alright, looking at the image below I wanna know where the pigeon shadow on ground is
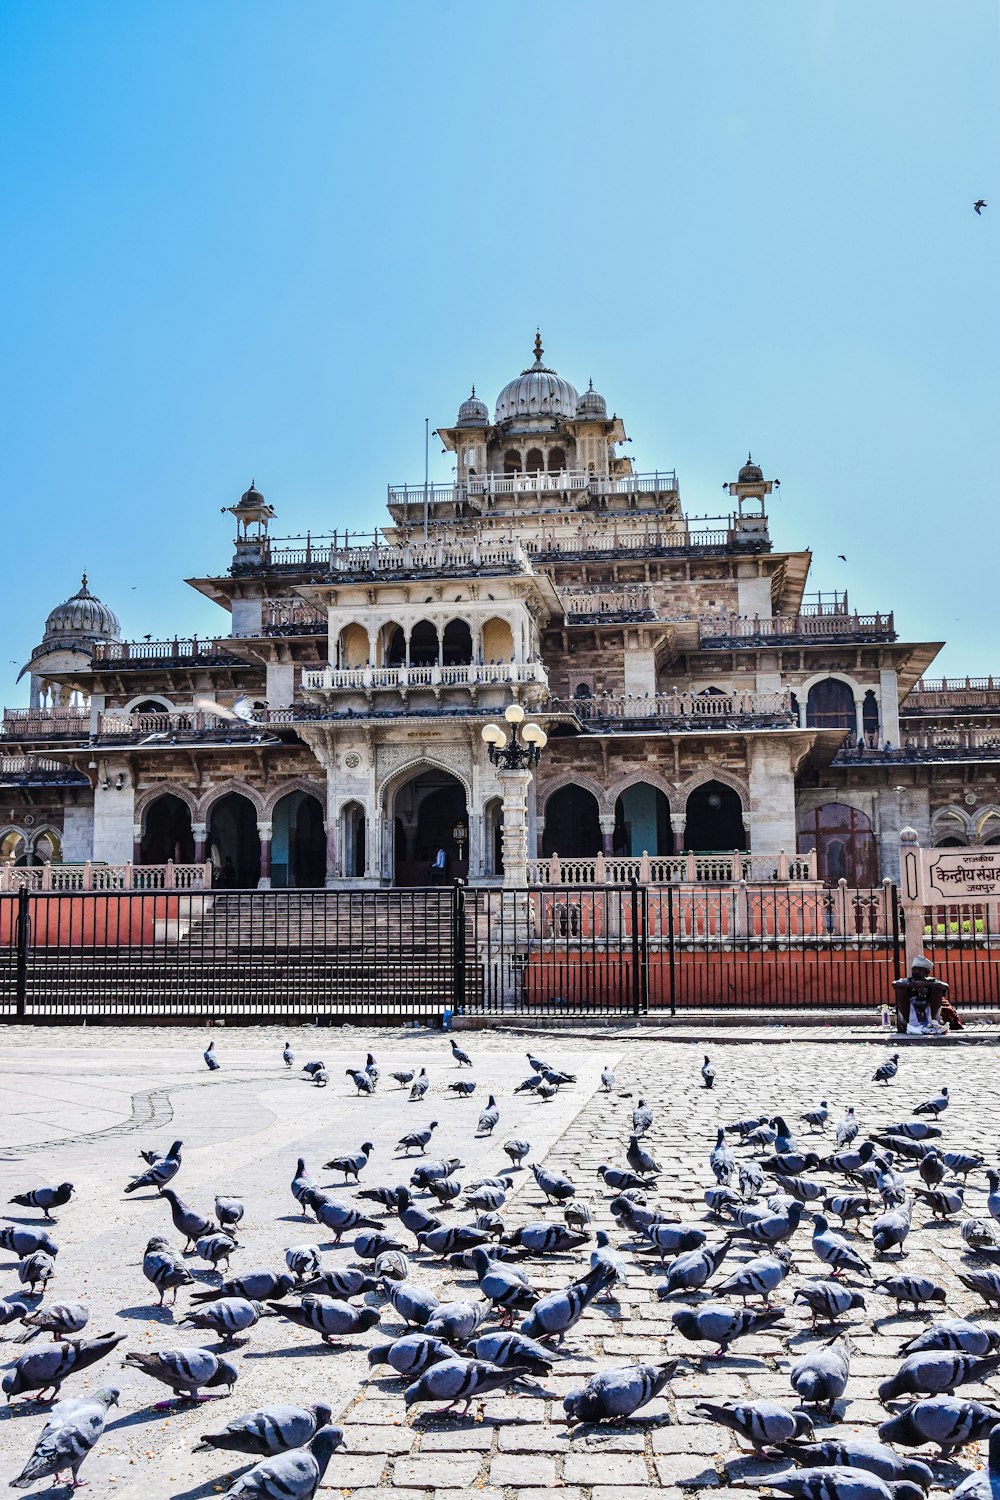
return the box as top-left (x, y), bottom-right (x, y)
top-left (116, 1303), bottom-right (177, 1323)
top-left (108, 1404), bottom-right (188, 1433)
top-left (245, 1339), bottom-right (370, 1358)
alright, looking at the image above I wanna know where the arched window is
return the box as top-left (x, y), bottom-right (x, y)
top-left (504, 449), bottom-right (521, 475)
top-left (342, 802), bottom-right (366, 877)
top-left (548, 446), bottom-right (566, 473)
top-left (132, 698), bottom-right (171, 714)
top-left (573, 682), bottom-right (592, 699)
top-left (614, 783), bottom-right (672, 856)
top-left (542, 785), bottom-right (602, 858)
top-left (526, 447), bottom-right (544, 475)
top-left (806, 678), bottom-right (856, 730)
top-left (481, 617), bottom-right (514, 663)
top-left (442, 619), bottom-right (473, 666)
top-left (32, 829), bottom-right (61, 864)
top-left (271, 790), bottom-right (325, 887)
top-left (862, 689), bottom-right (880, 742)
top-left (0, 831), bottom-right (27, 866)
top-left (408, 620), bottom-right (439, 667)
top-left (339, 623), bottom-right (370, 669)
top-left (141, 794), bottom-right (194, 865)
top-left (935, 836), bottom-right (967, 848)
top-left (797, 802), bottom-right (877, 885)
top-left (685, 781), bottom-right (747, 852)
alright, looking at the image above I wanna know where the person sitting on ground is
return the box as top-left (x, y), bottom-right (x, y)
top-left (891, 955), bottom-right (963, 1034)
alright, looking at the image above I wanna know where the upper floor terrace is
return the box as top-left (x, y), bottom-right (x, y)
top-left (0, 753), bottom-right (91, 787)
top-left (700, 602), bottom-right (896, 647)
top-left (385, 469), bottom-right (680, 514)
top-left (550, 689), bottom-right (797, 732)
top-left (91, 639), bottom-right (249, 670)
top-left (902, 677), bottom-right (1000, 716)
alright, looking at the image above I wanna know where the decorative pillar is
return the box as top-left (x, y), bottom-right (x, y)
top-left (598, 814), bottom-right (616, 856)
top-left (192, 822), bottom-right (207, 864)
top-left (854, 698), bottom-right (865, 743)
top-left (498, 769), bottom-right (532, 888)
top-left (670, 812), bottom-right (687, 853)
top-left (257, 821), bottom-right (273, 889)
top-left (325, 813), bottom-right (338, 886)
top-left (133, 824), bottom-right (143, 864)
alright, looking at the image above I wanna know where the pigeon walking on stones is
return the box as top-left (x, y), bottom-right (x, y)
top-left (409, 1068), bottom-right (429, 1102)
top-left (564, 1358), bottom-right (681, 1423)
top-left (160, 1189), bottom-right (219, 1252)
top-left (789, 1333), bottom-right (852, 1419)
top-left (878, 1352), bottom-right (1000, 1404)
top-left (9, 1385), bottom-right (119, 1490)
top-left (9, 1183), bottom-right (74, 1221)
top-left (836, 1109), bottom-right (859, 1146)
top-left (143, 1236), bottom-right (194, 1306)
top-left (179, 1297), bottom-right (263, 1346)
top-left (812, 1215), bottom-right (872, 1279)
top-left (874, 1276), bottom-right (946, 1313)
top-left (324, 1143), bottom-right (373, 1183)
top-left (204, 1040), bottom-right (220, 1071)
top-left (215, 1425), bottom-right (345, 1500)
top-left (873, 1054), bottom-right (900, 1085)
top-left (396, 1123), bottom-right (438, 1156)
top-left (694, 1399), bottom-right (814, 1455)
top-left (901, 1320), bottom-right (1000, 1357)
top-left (268, 1295), bottom-right (380, 1344)
top-left (195, 1402), bottom-right (335, 1456)
top-left (774, 1439), bottom-right (932, 1490)
top-left (520, 1265), bottom-right (612, 1345)
top-left (3, 1333), bottom-right (126, 1404)
top-left (601, 1065), bottom-right (615, 1092)
top-left (215, 1197), bottom-right (245, 1231)
top-left (125, 1347), bottom-right (239, 1406)
top-left (913, 1086), bottom-right (949, 1118)
top-left (404, 1356), bottom-right (532, 1414)
top-left (125, 1141), bottom-right (183, 1194)
top-left (345, 1069), bottom-right (374, 1097)
top-left (879, 1396), bottom-right (1000, 1459)
top-left (793, 1283), bottom-right (867, 1330)
top-left (283, 1042), bottom-right (295, 1068)
top-left (450, 1038), bottom-right (473, 1067)
top-left (658, 1241), bottom-right (730, 1299)
top-left (477, 1095), bottom-right (500, 1135)
top-left (671, 1302), bottom-right (785, 1358)
top-left (702, 1056), bottom-right (715, 1089)
top-left (15, 1301), bottom-right (89, 1343)
top-left (800, 1103), bottom-right (829, 1133)
top-left (632, 1099), bottom-right (654, 1136)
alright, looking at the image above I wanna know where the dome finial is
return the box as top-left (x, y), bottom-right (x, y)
top-left (80, 570), bottom-right (89, 593)
top-left (533, 328), bottom-right (544, 365)
top-left (471, 384), bottom-right (476, 397)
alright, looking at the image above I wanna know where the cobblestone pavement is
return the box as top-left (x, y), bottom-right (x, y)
top-left (1, 1027), bottom-right (998, 1499)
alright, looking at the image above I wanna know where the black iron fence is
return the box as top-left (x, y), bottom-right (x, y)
top-left (917, 900), bottom-right (1000, 1008)
top-left (11, 879), bottom-right (991, 1022)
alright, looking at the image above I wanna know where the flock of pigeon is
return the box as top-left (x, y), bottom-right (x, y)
top-left (2, 1036), bottom-right (1000, 1500)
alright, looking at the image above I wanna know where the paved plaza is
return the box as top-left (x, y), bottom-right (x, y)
top-left (1, 1024), bottom-right (999, 1498)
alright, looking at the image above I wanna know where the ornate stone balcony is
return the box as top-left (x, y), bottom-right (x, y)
top-left (0, 860), bottom-right (213, 891)
top-left (2, 708), bottom-right (90, 741)
top-left (700, 609), bottom-right (896, 646)
top-left (557, 584), bottom-right (658, 621)
top-left (91, 639), bottom-right (247, 669)
top-left (94, 709), bottom-right (296, 744)
top-left (552, 689), bottom-right (796, 731)
top-left (300, 661), bottom-right (549, 695)
top-left (386, 470), bottom-right (680, 508)
top-left (0, 754), bottom-right (90, 787)
top-left (247, 536), bottom-right (533, 578)
top-left (261, 597), bottom-right (326, 635)
top-left (833, 725), bottom-right (1000, 763)
top-left (525, 849), bottom-right (819, 884)
top-left (903, 677), bottom-right (1000, 714)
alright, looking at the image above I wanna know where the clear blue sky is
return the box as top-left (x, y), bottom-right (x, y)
top-left (2, 1), bottom-right (997, 708)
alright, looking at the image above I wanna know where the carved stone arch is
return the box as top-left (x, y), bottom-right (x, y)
top-left (126, 693), bottom-right (175, 713)
top-left (676, 766), bottom-right (750, 809)
top-left (537, 769), bottom-right (610, 817)
top-left (796, 788), bottom-right (875, 821)
top-left (262, 777), bottom-right (327, 820)
top-left (931, 804), bottom-right (972, 837)
top-left (30, 823), bottom-right (62, 851)
top-left (378, 755), bottom-right (472, 808)
top-left (197, 779), bottom-right (266, 821)
top-left (798, 670), bottom-right (865, 702)
top-left (135, 782), bottom-right (200, 825)
top-left (975, 805), bottom-right (1000, 840)
top-left (607, 767), bottom-right (677, 809)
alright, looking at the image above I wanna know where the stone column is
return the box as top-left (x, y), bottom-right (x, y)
top-left (133, 824), bottom-right (143, 863)
top-left (854, 698), bottom-right (865, 743)
top-left (879, 667), bottom-right (900, 748)
top-left (670, 812), bottom-right (687, 853)
top-left (498, 768), bottom-right (532, 888)
top-left (599, 814), bottom-right (616, 855)
top-left (257, 821), bottom-right (273, 889)
top-left (192, 822), bottom-right (207, 864)
top-left (325, 812), bottom-right (338, 886)
top-left (747, 739), bottom-right (797, 863)
top-left (875, 788), bottom-right (902, 883)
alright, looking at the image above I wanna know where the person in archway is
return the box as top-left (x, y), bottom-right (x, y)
top-left (429, 846), bottom-right (447, 883)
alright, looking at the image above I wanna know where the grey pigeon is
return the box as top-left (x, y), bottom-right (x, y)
top-left (812, 1215), bottom-right (871, 1279)
top-left (739, 1162), bottom-right (766, 1201)
top-left (694, 1399), bottom-right (814, 1454)
top-left (268, 1295), bottom-right (380, 1343)
top-left (531, 1162), bottom-right (576, 1204)
top-left (880, 1119), bottom-right (942, 1141)
top-left (161, 1188), bottom-right (218, 1251)
top-left (918, 1151), bottom-right (946, 1189)
top-left (626, 1136), bottom-right (661, 1176)
top-left (367, 1332), bottom-right (454, 1376)
top-left (196, 1402), bottom-right (334, 1456)
top-left (217, 1425), bottom-right (344, 1499)
top-left (598, 1165), bottom-right (649, 1192)
top-left (872, 1203), bottom-right (911, 1258)
top-left (477, 1095), bottom-right (500, 1135)
top-left (777, 1439), bottom-right (932, 1490)
top-left (125, 1140), bottom-right (183, 1194)
top-left (823, 1193), bottom-right (873, 1230)
top-left (324, 1142), bottom-right (373, 1182)
top-left (716, 1250), bottom-right (791, 1306)
top-left (912, 1086), bottom-right (948, 1118)
top-left (15, 1301), bottom-right (89, 1343)
top-left (639, 1222), bottom-right (707, 1262)
top-left (564, 1358), bottom-right (681, 1423)
top-left (0, 1225), bottom-right (59, 1258)
top-left (424, 1298), bottom-right (487, 1344)
top-left (836, 1109), bottom-right (859, 1146)
top-left (195, 1231), bottom-right (238, 1269)
top-left (601, 1065), bottom-right (615, 1091)
top-left (9, 1183), bottom-right (74, 1221)
top-left (204, 1040), bottom-right (220, 1070)
top-left (711, 1129), bottom-right (735, 1185)
top-left (735, 1202), bottom-right (803, 1246)
top-left (958, 1272), bottom-right (1000, 1308)
top-left (901, 1319), bottom-right (1000, 1357)
top-left (878, 1352), bottom-right (1000, 1403)
top-left (800, 1102), bottom-right (829, 1133)
top-left (658, 1241), bottom-right (730, 1298)
top-left (632, 1099), bottom-right (654, 1136)
top-left (521, 1264), bottom-right (612, 1344)
top-left (124, 1346), bottom-right (240, 1404)
top-left (469, 1330), bottom-right (553, 1375)
top-left (383, 1279), bottom-right (439, 1328)
top-left (502, 1221), bottom-right (587, 1256)
top-left (391, 1070), bottom-right (414, 1088)
top-left (355, 1229), bottom-right (408, 1261)
top-left (375, 1249), bottom-right (410, 1283)
top-left (793, 1283), bottom-right (867, 1329)
top-left (913, 1186), bottom-right (963, 1219)
top-left (191, 1270), bottom-right (294, 1305)
top-left (364, 1053), bottom-right (379, 1087)
top-left (9, 1385), bottom-right (119, 1489)
top-left (283, 1042), bottom-right (295, 1067)
top-left (301, 1061), bottom-right (324, 1077)
top-left (756, 1466), bottom-right (923, 1500)
top-left (180, 1297), bottom-right (263, 1345)
top-left (3, 1332), bottom-right (126, 1403)
top-left (306, 1195), bottom-right (379, 1244)
top-left (409, 1068), bottom-right (429, 1101)
top-left (448, 1079), bottom-right (476, 1097)
top-left (873, 1054), bottom-right (900, 1084)
top-left (450, 1038), bottom-right (473, 1067)
top-left (216, 1196), bottom-right (245, 1229)
top-left (291, 1159), bottom-right (316, 1217)
top-left (789, 1333), bottom-right (852, 1418)
top-left (503, 1139), bottom-right (530, 1167)
top-left (397, 1123), bottom-right (438, 1156)
top-left (590, 1230), bottom-right (627, 1295)
top-left (874, 1276), bottom-right (946, 1312)
top-left (0, 1294), bottom-right (31, 1327)
top-left (300, 1267), bottom-right (377, 1300)
top-left (879, 1396), bottom-right (1000, 1459)
top-left (143, 1235), bottom-right (194, 1305)
top-left (950, 1425), bottom-right (1000, 1499)
top-left (17, 1250), bottom-right (56, 1293)
top-left (702, 1056), bottom-right (715, 1089)
top-left (345, 1068), bottom-right (374, 1096)
top-left (404, 1356), bottom-right (531, 1413)
top-left (672, 1301), bottom-right (785, 1357)
top-left (706, 1187), bottom-right (743, 1217)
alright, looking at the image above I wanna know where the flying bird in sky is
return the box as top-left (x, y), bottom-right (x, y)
top-left (974, 200), bottom-right (987, 214)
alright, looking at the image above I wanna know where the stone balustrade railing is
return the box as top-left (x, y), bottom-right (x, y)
top-left (904, 677), bottom-right (1000, 713)
top-left (301, 661), bottom-right (549, 694)
top-left (558, 585), bottom-right (657, 618)
top-left (555, 690), bottom-right (794, 725)
top-left (2, 708), bottom-right (90, 739)
top-left (91, 639), bottom-right (243, 666)
top-left (525, 849), bottom-right (818, 885)
top-left (0, 861), bottom-right (214, 892)
top-left (700, 611), bottom-right (895, 643)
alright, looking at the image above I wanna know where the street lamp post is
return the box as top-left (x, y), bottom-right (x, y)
top-left (481, 705), bottom-right (547, 888)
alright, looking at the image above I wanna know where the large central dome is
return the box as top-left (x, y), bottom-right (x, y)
top-left (494, 333), bottom-right (579, 424)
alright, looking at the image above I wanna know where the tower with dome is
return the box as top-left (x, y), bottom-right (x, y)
top-left (0, 336), bottom-right (994, 893)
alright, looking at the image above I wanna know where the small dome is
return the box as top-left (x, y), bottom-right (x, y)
top-left (456, 385), bottom-right (489, 426)
top-left (236, 478), bottom-right (267, 510)
top-left (43, 574), bottom-right (121, 643)
top-left (494, 333), bottom-right (579, 424)
top-left (738, 453), bottom-right (764, 483)
top-left (576, 379), bottom-right (607, 420)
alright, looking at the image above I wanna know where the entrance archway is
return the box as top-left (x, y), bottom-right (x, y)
top-left (141, 794), bottom-right (194, 865)
top-left (272, 791), bottom-right (325, 887)
top-left (391, 768), bottom-right (468, 885)
top-left (542, 784), bottom-right (602, 858)
top-left (613, 783), bottom-right (672, 856)
top-left (484, 796), bottom-right (504, 878)
top-left (342, 802), bottom-right (367, 877)
top-left (1, 831), bottom-right (27, 866)
top-left (208, 793), bottom-right (261, 887)
top-left (685, 780), bottom-right (747, 851)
